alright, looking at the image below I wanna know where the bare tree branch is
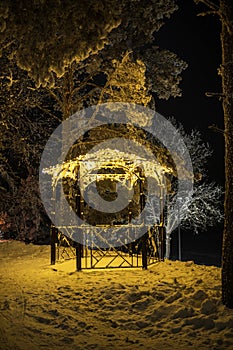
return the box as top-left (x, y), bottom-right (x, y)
top-left (208, 124), bottom-right (225, 134)
top-left (205, 91), bottom-right (225, 100)
top-left (195, 0), bottom-right (219, 12)
top-left (195, 0), bottom-right (233, 34)
top-left (197, 10), bottom-right (219, 16)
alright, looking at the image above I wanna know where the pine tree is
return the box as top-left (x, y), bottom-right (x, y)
top-left (195, 0), bottom-right (233, 308)
top-left (0, 0), bottom-right (122, 86)
top-left (0, 1), bottom-right (187, 243)
top-left (219, 0), bottom-right (233, 309)
top-left (0, 0), bottom-right (178, 87)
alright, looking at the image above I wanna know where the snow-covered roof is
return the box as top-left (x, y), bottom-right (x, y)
top-left (43, 148), bottom-right (173, 188)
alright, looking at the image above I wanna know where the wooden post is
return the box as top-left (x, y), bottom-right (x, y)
top-left (51, 226), bottom-right (57, 265)
top-left (159, 173), bottom-right (166, 261)
top-left (76, 243), bottom-right (82, 271)
top-left (142, 233), bottom-right (148, 270)
top-left (157, 225), bottom-right (166, 261)
top-left (138, 176), bottom-right (147, 270)
top-left (160, 225), bottom-right (166, 261)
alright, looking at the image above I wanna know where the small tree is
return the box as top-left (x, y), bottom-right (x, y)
top-left (147, 124), bottom-right (223, 258)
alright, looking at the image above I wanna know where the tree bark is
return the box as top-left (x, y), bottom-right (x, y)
top-left (220, 0), bottom-right (233, 308)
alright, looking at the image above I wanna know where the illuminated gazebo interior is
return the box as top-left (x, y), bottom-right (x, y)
top-left (44, 147), bottom-right (173, 270)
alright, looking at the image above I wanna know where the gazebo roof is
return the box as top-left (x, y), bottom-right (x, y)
top-left (43, 147), bottom-right (173, 188)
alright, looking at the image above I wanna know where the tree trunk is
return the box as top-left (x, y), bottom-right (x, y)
top-left (221, 0), bottom-right (233, 308)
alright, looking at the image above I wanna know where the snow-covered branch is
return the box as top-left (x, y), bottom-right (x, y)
top-left (165, 181), bottom-right (223, 234)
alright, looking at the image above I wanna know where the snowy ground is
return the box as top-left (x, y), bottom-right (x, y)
top-left (0, 240), bottom-right (233, 350)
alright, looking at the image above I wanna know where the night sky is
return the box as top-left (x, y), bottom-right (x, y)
top-left (156, 0), bottom-right (224, 185)
top-left (155, 0), bottom-right (224, 265)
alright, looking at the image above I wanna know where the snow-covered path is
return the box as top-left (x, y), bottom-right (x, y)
top-left (0, 241), bottom-right (233, 350)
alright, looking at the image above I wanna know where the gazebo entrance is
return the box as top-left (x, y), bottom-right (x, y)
top-left (51, 224), bottom-right (165, 270)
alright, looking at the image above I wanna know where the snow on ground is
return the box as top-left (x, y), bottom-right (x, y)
top-left (0, 240), bottom-right (233, 350)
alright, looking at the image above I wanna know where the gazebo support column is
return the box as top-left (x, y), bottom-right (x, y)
top-left (76, 243), bottom-right (82, 271)
top-left (142, 233), bottom-right (148, 270)
top-left (51, 226), bottom-right (57, 265)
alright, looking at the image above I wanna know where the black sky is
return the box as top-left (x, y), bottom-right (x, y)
top-left (154, 0), bottom-right (224, 265)
top-left (155, 0), bottom-right (224, 186)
